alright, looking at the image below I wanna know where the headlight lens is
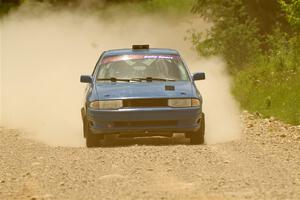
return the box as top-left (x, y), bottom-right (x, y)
top-left (168, 98), bottom-right (201, 108)
top-left (89, 100), bottom-right (123, 110)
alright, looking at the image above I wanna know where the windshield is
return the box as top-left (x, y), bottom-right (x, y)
top-left (96, 54), bottom-right (189, 82)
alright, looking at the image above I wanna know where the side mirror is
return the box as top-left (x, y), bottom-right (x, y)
top-left (192, 72), bottom-right (205, 81)
top-left (80, 75), bottom-right (93, 83)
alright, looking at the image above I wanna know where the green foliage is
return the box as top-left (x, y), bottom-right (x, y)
top-left (190, 18), bottom-right (261, 72)
top-left (279, 0), bottom-right (300, 30)
top-left (0, 0), bottom-right (22, 16)
top-left (266, 29), bottom-right (300, 71)
top-left (192, 0), bottom-right (300, 124)
top-left (233, 32), bottom-right (300, 124)
top-left (243, 0), bottom-right (289, 34)
top-left (190, 0), bottom-right (262, 72)
top-left (233, 62), bottom-right (300, 125)
top-left (190, 0), bottom-right (294, 70)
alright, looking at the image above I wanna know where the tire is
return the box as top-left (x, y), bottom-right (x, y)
top-left (84, 119), bottom-right (99, 148)
top-left (103, 134), bottom-right (118, 146)
top-left (190, 113), bottom-right (205, 145)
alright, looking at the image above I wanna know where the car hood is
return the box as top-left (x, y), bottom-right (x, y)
top-left (95, 81), bottom-right (195, 100)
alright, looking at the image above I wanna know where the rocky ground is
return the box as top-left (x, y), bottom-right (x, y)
top-left (0, 112), bottom-right (299, 200)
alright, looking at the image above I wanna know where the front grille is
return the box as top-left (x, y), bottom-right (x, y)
top-left (123, 99), bottom-right (168, 107)
top-left (114, 120), bottom-right (177, 127)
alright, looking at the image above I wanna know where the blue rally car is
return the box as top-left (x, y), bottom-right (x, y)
top-left (80, 45), bottom-right (205, 147)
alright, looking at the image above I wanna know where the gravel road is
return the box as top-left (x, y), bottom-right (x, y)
top-left (0, 112), bottom-right (299, 200)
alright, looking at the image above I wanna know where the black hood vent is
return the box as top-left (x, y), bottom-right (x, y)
top-left (165, 85), bottom-right (175, 91)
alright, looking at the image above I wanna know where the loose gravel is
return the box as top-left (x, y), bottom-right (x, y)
top-left (0, 112), bottom-right (299, 200)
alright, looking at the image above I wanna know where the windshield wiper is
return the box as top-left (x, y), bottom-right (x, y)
top-left (130, 77), bottom-right (176, 82)
top-left (97, 77), bottom-right (130, 82)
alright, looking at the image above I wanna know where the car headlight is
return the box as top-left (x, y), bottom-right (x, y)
top-left (168, 98), bottom-right (201, 108)
top-left (89, 100), bottom-right (123, 110)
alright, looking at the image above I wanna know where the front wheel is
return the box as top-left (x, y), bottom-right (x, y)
top-left (84, 119), bottom-right (99, 148)
top-left (190, 113), bottom-right (205, 145)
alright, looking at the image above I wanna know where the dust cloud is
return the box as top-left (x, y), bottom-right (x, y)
top-left (0, 4), bottom-right (241, 146)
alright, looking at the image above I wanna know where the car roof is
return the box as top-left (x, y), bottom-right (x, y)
top-left (103, 48), bottom-right (180, 57)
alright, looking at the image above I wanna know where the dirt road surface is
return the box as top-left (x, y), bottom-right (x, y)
top-left (0, 112), bottom-right (299, 200)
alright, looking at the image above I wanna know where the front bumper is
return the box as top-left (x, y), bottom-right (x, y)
top-left (86, 107), bottom-right (202, 134)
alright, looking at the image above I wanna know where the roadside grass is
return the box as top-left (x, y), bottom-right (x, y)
top-left (233, 34), bottom-right (300, 125)
top-left (233, 60), bottom-right (300, 125)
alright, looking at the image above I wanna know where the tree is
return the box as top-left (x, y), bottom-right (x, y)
top-left (190, 0), bottom-right (261, 72)
top-left (190, 0), bottom-right (298, 71)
